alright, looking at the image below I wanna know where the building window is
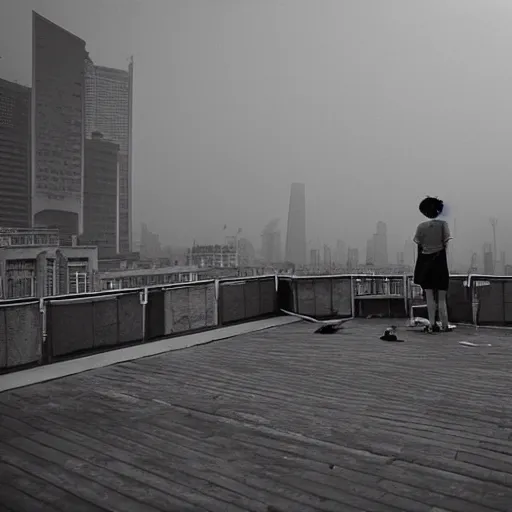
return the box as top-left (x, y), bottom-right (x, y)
top-left (46, 258), bottom-right (55, 296)
top-left (5, 259), bottom-right (35, 299)
top-left (68, 262), bottom-right (88, 294)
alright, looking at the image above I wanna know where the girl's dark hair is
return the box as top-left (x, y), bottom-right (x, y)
top-left (419, 196), bottom-right (444, 219)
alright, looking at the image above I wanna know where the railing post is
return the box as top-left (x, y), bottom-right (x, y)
top-left (350, 276), bottom-right (355, 318)
top-left (403, 274), bottom-right (408, 317)
top-left (214, 279), bottom-right (220, 326)
top-left (274, 273), bottom-right (279, 314)
top-left (39, 297), bottom-right (47, 365)
top-left (140, 287), bottom-right (148, 341)
top-left (471, 282), bottom-right (479, 329)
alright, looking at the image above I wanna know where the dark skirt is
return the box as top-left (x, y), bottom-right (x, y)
top-left (413, 248), bottom-right (449, 291)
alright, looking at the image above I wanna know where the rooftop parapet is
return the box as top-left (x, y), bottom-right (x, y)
top-left (0, 272), bottom-right (508, 374)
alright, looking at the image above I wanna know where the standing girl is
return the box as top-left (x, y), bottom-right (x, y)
top-left (413, 196), bottom-right (453, 333)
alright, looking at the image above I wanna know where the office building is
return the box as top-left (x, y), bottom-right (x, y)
top-left (310, 249), bottom-right (320, 267)
top-left (32, 12), bottom-right (87, 242)
top-left (373, 221), bottom-right (388, 267)
top-left (323, 244), bottom-right (332, 267)
top-left (0, 227), bottom-right (97, 298)
top-left (0, 78), bottom-right (31, 228)
top-left (483, 243), bottom-right (494, 275)
top-left (285, 183), bottom-right (306, 266)
top-left (347, 247), bottom-right (359, 270)
top-left (85, 59), bottom-right (133, 253)
top-left (82, 132), bottom-right (119, 258)
top-left (187, 243), bottom-right (237, 268)
top-left (404, 239), bottom-right (416, 268)
top-left (140, 223), bottom-right (162, 260)
top-left (366, 237), bottom-right (375, 266)
top-left (261, 219), bottom-right (281, 263)
top-left (335, 239), bottom-right (346, 266)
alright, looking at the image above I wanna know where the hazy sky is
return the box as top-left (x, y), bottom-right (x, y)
top-left (2, 0), bottom-right (512, 262)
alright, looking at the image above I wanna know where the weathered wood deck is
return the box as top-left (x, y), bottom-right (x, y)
top-left (1, 320), bottom-right (512, 511)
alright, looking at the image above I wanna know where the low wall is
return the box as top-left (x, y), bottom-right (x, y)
top-left (1, 273), bottom-right (506, 373)
top-left (219, 276), bottom-right (276, 324)
top-left (47, 291), bottom-right (144, 359)
top-left (0, 301), bottom-right (42, 370)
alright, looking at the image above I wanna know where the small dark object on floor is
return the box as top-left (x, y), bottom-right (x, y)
top-left (315, 324), bottom-right (342, 334)
top-left (380, 327), bottom-right (404, 342)
top-left (267, 506), bottom-right (285, 512)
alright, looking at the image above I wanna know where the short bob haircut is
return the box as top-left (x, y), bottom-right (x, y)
top-left (419, 196), bottom-right (444, 219)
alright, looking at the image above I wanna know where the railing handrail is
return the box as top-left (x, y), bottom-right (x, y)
top-left (290, 273), bottom-right (412, 279)
top-left (2, 272), bottom-right (506, 306)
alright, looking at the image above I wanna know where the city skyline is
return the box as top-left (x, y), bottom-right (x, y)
top-left (3, 1), bottom-right (512, 258)
top-left (0, 10), bottom-right (135, 251)
top-left (1, 2), bottom-right (511, 271)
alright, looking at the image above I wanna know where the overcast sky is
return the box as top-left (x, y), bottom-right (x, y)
top-left (2, 0), bottom-right (512, 262)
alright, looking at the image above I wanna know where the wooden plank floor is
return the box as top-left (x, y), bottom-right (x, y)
top-left (1, 320), bottom-right (512, 512)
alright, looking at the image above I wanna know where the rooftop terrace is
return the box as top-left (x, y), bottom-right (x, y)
top-left (2, 273), bottom-right (512, 510)
top-left (2, 320), bottom-right (512, 511)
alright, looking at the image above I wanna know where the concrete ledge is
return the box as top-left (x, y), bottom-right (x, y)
top-left (0, 316), bottom-right (300, 393)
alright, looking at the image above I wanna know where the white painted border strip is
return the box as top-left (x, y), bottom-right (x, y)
top-left (0, 316), bottom-right (300, 393)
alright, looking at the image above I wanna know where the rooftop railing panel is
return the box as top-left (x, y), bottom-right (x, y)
top-left (1, 272), bottom-right (511, 374)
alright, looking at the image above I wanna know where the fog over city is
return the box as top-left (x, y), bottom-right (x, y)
top-left (2, 0), bottom-right (512, 265)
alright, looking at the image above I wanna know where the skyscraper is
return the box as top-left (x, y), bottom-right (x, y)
top-left (347, 247), bottom-right (359, 270)
top-left (335, 239), bottom-right (346, 266)
top-left (285, 183), bottom-right (306, 265)
top-left (85, 59), bottom-right (133, 253)
top-left (404, 239), bottom-right (416, 269)
top-left (483, 243), bottom-right (494, 275)
top-left (323, 244), bottom-right (332, 267)
top-left (83, 132), bottom-right (119, 258)
top-left (373, 221), bottom-right (388, 266)
top-left (32, 12), bottom-right (87, 243)
top-left (0, 78), bottom-right (31, 227)
top-left (310, 248), bottom-right (320, 266)
top-left (261, 219), bottom-right (281, 263)
top-left (366, 237), bottom-right (375, 265)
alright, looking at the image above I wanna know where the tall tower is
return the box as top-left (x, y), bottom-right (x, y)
top-left (85, 57), bottom-right (133, 254)
top-left (285, 183), bottom-right (306, 266)
top-left (0, 78), bottom-right (31, 228)
top-left (374, 221), bottom-right (388, 266)
top-left (32, 12), bottom-right (87, 242)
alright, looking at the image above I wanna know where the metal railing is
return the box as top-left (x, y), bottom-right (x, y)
top-left (0, 272), bottom-right (508, 374)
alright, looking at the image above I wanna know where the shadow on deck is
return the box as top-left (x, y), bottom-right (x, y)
top-left (1, 320), bottom-right (512, 511)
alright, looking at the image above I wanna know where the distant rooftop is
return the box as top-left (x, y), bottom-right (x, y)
top-left (0, 227), bottom-right (60, 248)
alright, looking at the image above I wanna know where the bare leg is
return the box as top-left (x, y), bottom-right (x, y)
top-left (438, 290), bottom-right (449, 329)
top-left (425, 289), bottom-right (437, 327)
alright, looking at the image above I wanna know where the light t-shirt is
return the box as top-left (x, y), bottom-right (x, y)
top-left (414, 219), bottom-right (452, 255)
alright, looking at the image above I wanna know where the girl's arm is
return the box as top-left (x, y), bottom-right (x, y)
top-left (443, 221), bottom-right (453, 248)
top-left (413, 224), bottom-right (422, 251)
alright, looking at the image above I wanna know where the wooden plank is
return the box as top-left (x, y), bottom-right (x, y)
top-left (0, 462), bottom-right (105, 512)
top-left (0, 484), bottom-right (59, 512)
top-left (2, 320), bottom-right (512, 511)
